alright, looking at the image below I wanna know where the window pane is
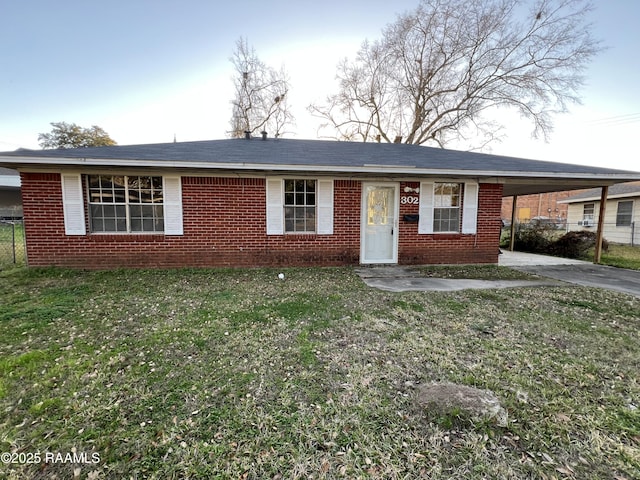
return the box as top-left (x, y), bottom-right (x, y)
top-left (112, 176), bottom-right (125, 189)
top-left (91, 217), bottom-right (104, 232)
top-left (583, 203), bottom-right (595, 219)
top-left (306, 193), bottom-right (315, 205)
top-left (101, 205), bottom-right (114, 217)
top-left (617, 201), bottom-right (633, 227)
top-left (283, 179), bottom-right (316, 233)
top-left (90, 204), bottom-right (102, 218)
top-left (285, 193), bottom-right (294, 205)
top-left (130, 218), bottom-right (142, 232)
top-left (141, 205), bottom-right (154, 217)
top-left (284, 179), bottom-right (294, 192)
top-left (88, 174), bottom-right (164, 233)
top-left (139, 189), bottom-right (152, 203)
top-left (116, 205), bottom-right (126, 218)
top-left (305, 207), bottom-right (316, 231)
top-left (143, 219), bottom-right (154, 231)
top-left (434, 207), bottom-right (460, 232)
top-left (129, 204), bottom-right (142, 218)
top-left (306, 179), bottom-right (316, 192)
top-left (284, 206), bottom-right (293, 231)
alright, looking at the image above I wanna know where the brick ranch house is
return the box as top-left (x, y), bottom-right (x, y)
top-left (1, 138), bottom-right (639, 269)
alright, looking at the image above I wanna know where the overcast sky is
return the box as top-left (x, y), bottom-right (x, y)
top-left (1, 0), bottom-right (638, 170)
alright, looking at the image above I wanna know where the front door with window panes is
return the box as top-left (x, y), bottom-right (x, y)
top-left (361, 183), bottom-right (398, 263)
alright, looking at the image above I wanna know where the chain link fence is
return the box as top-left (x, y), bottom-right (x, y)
top-left (0, 220), bottom-right (26, 266)
top-left (502, 220), bottom-right (639, 250)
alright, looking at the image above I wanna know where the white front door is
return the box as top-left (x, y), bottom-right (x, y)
top-left (361, 183), bottom-right (399, 264)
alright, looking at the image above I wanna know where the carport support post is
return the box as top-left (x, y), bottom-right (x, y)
top-left (509, 195), bottom-right (518, 251)
top-left (594, 186), bottom-right (608, 264)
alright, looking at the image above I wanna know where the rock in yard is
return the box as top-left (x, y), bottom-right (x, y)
top-left (415, 382), bottom-right (508, 427)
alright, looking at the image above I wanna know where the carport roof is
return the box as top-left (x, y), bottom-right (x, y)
top-left (1, 138), bottom-right (638, 197)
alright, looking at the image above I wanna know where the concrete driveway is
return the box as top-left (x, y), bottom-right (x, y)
top-left (357, 252), bottom-right (640, 298)
top-left (500, 251), bottom-right (640, 298)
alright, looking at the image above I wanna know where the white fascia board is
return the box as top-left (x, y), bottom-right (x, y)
top-left (3, 155), bottom-right (640, 183)
top-left (0, 175), bottom-right (21, 187)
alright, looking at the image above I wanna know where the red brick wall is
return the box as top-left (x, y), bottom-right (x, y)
top-left (398, 181), bottom-right (502, 265)
top-left (20, 173), bottom-right (501, 268)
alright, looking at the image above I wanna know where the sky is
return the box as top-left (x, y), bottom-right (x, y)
top-left (1, 0), bottom-right (639, 171)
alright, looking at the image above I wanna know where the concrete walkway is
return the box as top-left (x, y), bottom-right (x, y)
top-left (356, 251), bottom-right (640, 298)
top-left (355, 261), bottom-right (565, 293)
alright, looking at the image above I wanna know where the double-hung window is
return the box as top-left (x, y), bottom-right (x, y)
top-left (583, 203), bottom-right (595, 224)
top-left (433, 183), bottom-right (462, 232)
top-left (88, 175), bottom-right (164, 233)
top-left (284, 179), bottom-right (316, 233)
top-left (616, 201), bottom-right (633, 227)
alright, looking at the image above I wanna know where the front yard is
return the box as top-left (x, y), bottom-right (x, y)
top-left (0, 266), bottom-right (638, 479)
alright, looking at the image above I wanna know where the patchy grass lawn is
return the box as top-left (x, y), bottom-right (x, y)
top-left (0, 267), bottom-right (638, 479)
top-left (414, 264), bottom-right (538, 280)
top-left (595, 244), bottom-right (640, 271)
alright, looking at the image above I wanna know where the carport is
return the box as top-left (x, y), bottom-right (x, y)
top-left (502, 175), bottom-right (634, 263)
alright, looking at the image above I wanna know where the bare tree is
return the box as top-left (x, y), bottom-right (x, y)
top-left (229, 38), bottom-right (294, 138)
top-left (309, 0), bottom-right (601, 147)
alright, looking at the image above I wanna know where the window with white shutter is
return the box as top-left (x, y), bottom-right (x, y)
top-left (61, 173), bottom-right (86, 235)
top-left (266, 178), bottom-right (334, 235)
top-left (419, 181), bottom-right (479, 234)
top-left (163, 176), bottom-right (183, 235)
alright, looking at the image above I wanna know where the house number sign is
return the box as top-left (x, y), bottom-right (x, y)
top-left (400, 195), bottom-right (419, 205)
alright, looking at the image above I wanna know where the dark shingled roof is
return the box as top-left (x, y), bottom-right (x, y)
top-left (0, 138), bottom-right (632, 174)
top-left (561, 181), bottom-right (640, 203)
top-left (1, 138), bottom-right (639, 197)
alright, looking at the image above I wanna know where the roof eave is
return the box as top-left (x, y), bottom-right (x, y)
top-left (3, 156), bottom-right (640, 183)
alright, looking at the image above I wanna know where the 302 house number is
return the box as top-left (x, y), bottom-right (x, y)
top-left (401, 196), bottom-right (419, 205)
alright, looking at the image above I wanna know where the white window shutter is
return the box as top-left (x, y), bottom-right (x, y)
top-left (418, 181), bottom-right (434, 234)
top-left (317, 179), bottom-right (334, 235)
top-left (462, 182), bottom-right (479, 234)
top-left (163, 176), bottom-right (183, 235)
top-left (61, 173), bottom-right (86, 235)
top-left (266, 178), bottom-right (284, 235)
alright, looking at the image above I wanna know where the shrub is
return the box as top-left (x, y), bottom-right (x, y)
top-left (551, 230), bottom-right (609, 259)
top-left (511, 222), bottom-right (556, 253)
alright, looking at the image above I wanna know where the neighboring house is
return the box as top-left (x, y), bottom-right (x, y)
top-left (559, 181), bottom-right (640, 246)
top-left (500, 191), bottom-right (582, 228)
top-left (0, 138), bottom-right (639, 268)
top-left (0, 167), bottom-right (22, 219)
